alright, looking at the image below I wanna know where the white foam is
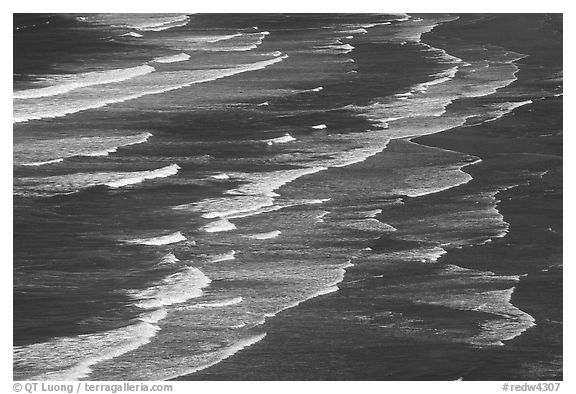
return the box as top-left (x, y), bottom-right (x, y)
top-left (227, 167), bottom-right (327, 199)
top-left (209, 251), bottom-right (236, 263)
top-left (135, 15), bottom-right (190, 32)
top-left (247, 230), bottom-right (281, 240)
top-left (16, 132), bottom-right (153, 167)
top-left (203, 218), bottom-right (236, 233)
top-left (472, 287), bottom-right (536, 346)
top-left (105, 164), bottom-right (180, 188)
top-left (159, 253), bottom-right (180, 265)
top-left (413, 66), bottom-right (460, 93)
top-left (207, 33), bottom-right (243, 43)
top-left (128, 266), bottom-right (211, 309)
top-left (262, 260), bottom-right (352, 320)
top-left (211, 173), bottom-right (230, 180)
top-left (334, 218), bottom-right (397, 233)
top-left (195, 31), bottom-right (269, 52)
top-left (265, 133), bottom-right (296, 145)
top-left (120, 32), bottom-right (143, 38)
top-left (305, 86), bottom-right (323, 92)
top-left (13, 65), bottom-right (155, 100)
top-left (482, 100), bottom-right (533, 124)
top-left (204, 44), bottom-right (259, 52)
top-left (312, 124), bottom-right (327, 130)
top-left (402, 158), bottom-right (482, 198)
top-left (83, 132), bottom-right (153, 157)
top-left (152, 53), bottom-right (191, 64)
top-left (224, 203), bottom-right (293, 220)
top-left (17, 162), bottom-right (181, 196)
top-left (317, 43), bottom-right (355, 54)
top-left (257, 101), bottom-right (270, 106)
top-left (21, 158), bottom-right (64, 167)
top-left (341, 27), bottom-right (368, 34)
top-left (315, 211), bottom-right (330, 223)
top-left (81, 14), bottom-right (190, 32)
top-left (362, 22), bottom-right (392, 28)
top-left (14, 55), bottom-right (288, 123)
top-left (178, 166), bottom-right (327, 221)
top-left (422, 246), bottom-right (448, 263)
top-left (124, 231), bottom-right (187, 246)
top-left (361, 209), bottom-right (383, 218)
top-left (304, 198), bottom-right (331, 204)
top-left (186, 297), bottom-right (243, 309)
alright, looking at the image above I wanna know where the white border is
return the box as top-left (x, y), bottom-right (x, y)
top-left (3, 2), bottom-right (571, 392)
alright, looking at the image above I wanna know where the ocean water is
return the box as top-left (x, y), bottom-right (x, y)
top-left (13, 13), bottom-right (562, 380)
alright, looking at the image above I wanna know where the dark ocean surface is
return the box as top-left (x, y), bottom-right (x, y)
top-left (13, 13), bottom-right (562, 380)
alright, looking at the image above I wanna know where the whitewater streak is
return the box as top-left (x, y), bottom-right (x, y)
top-left (14, 55), bottom-right (288, 124)
top-left (13, 65), bottom-right (155, 100)
top-left (18, 132), bottom-right (153, 167)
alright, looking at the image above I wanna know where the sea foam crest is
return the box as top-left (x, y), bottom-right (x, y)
top-left (128, 266), bottom-right (212, 309)
top-left (21, 158), bottom-right (64, 167)
top-left (177, 166), bottom-right (326, 221)
top-left (186, 297), bottom-right (243, 309)
top-left (481, 100), bottom-right (533, 124)
top-left (209, 251), bottom-right (236, 263)
top-left (246, 230), bottom-right (281, 240)
top-left (471, 287), bottom-right (536, 346)
top-left (315, 43), bottom-right (355, 54)
top-left (105, 164), bottom-right (180, 188)
top-left (16, 163), bottom-right (181, 196)
top-left (82, 132), bottom-right (153, 157)
top-left (341, 27), bottom-right (368, 34)
top-left (14, 55), bottom-right (288, 123)
top-left (13, 65), bottom-right (155, 100)
top-left (261, 260), bottom-right (353, 320)
top-left (159, 253), bottom-right (180, 265)
top-left (203, 218), bottom-right (237, 233)
top-left (211, 173), bottom-right (230, 180)
top-left (265, 133), bottom-right (296, 145)
top-left (207, 33), bottom-right (243, 43)
top-left (152, 53), bottom-right (191, 64)
top-left (120, 32), bottom-right (143, 38)
top-left (79, 14), bottom-right (190, 32)
top-left (124, 231), bottom-right (187, 246)
top-left (134, 15), bottom-right (190, 31)
top-left (302, 86), bottom-right (323, 93)
top-left (362, 22), bottom-right (392, 28)
top-left (17, 132), bottom-right (153, 167)
top-left (199, 31), bottom-right (270, 52)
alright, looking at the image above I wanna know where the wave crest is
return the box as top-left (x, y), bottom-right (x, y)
top-left (124, 231), bottom-right (187, 246)
top-left (13, 65), bottom-right (155, 100)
